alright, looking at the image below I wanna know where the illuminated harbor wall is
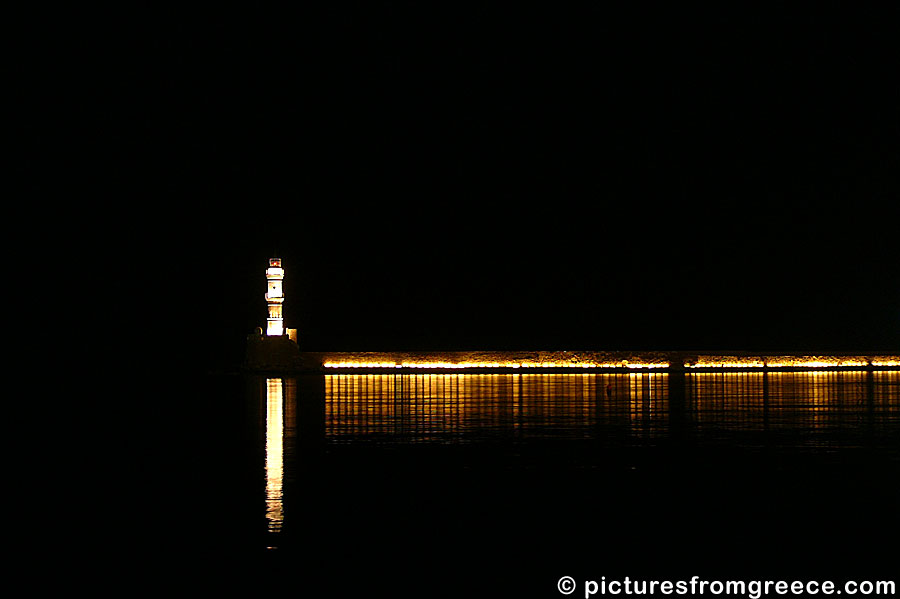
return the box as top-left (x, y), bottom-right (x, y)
top-left (313, 351), bottom-right (900, 371)
top-left (684, 354), bottom-right (900, 369)
top-left (320, 350), bottom-right (670, 370)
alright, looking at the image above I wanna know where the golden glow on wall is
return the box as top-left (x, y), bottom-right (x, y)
top-left (323, 360), bottom-right (670, 370)
top-left (871, 359), bottom-right (900, 367)
top-left (687, 357), bottom-right (766, 368)
top-left (321, 354), bottom-right (899, 371)
top-left (763, 357), bottom-right (869, 368)
top-left (686, 355), bottom-right (900, 369)
top-left (265, 378), bottom-right (284, 532)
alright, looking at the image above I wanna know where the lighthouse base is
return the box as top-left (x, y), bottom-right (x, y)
top-left (244, 333), bottom-right (303, 372)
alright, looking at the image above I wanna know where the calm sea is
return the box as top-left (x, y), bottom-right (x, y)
top-left (181, 370), bottom-right (899, 594)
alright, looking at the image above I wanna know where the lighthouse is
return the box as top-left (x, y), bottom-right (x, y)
top-left (265, 258), bottom-right (285, 336)
top-left (246, 256), bottom-right (302, 370)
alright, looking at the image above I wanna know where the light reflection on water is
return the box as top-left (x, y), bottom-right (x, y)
top-left (322, 371), bottom-right (899, 446)
top-left (256, 370), bottom-right (899, 545)
top-left (325, 373), bottom-right (670, 443)
top-left (264, 379), bottom-right (284, 532)
top-left (688, 371), bottom-right (900, 446)
top-left (264, 377), bottom-right (297, 534)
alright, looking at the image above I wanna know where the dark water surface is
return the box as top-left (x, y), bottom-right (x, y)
top-left (183, 371), bottom-right (899, 594)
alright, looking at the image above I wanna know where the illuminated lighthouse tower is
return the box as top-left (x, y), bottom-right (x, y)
top-left (265, 258), bottom-right (285, 336)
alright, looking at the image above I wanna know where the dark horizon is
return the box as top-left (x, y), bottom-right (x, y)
top-left (193, 229), bottom-right (898, 371)
top-left (36, 4), bottom-right (897, 367)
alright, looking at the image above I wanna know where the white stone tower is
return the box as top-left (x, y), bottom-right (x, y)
top-left (265, 257), bottom-right (284, 336)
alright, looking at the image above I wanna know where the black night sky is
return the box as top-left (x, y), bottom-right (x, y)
top-left (32, 3), bottom-right (898, 368)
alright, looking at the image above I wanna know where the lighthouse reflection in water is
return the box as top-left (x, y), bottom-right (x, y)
top-left (264, 377), bottom-right (297, 533)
